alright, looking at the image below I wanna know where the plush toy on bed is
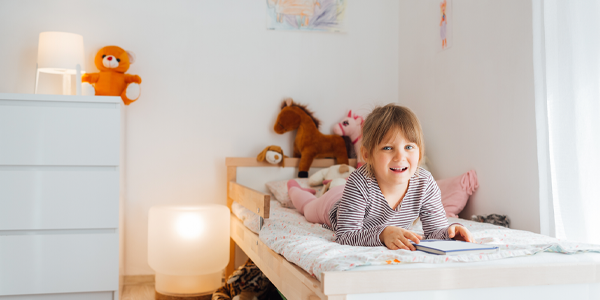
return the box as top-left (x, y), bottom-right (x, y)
top-left (212, 259), bottom-right (280, 300)
top-left (333, 110), bottom-right (364, 165)
top-left (274, 98), bottom-right (349, 178)
top-left (82, 45), bottom-right (142, 105)
top-left (308, 164), bottom-right (355, 195)
top-left (472, 214), bottom-right (510, 228)
top-left (257, 145), bottom-right (286, 166)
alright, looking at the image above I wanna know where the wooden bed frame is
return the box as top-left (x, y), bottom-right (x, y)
top-left (225, 157), bottom-right (600, 300)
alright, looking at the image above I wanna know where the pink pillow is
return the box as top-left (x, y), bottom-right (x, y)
top-left (436, 170), bottom-right (478, 218)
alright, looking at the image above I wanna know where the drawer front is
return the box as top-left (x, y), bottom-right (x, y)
top-left (0, 291), bottom-right (113, 300)
top-left (0, 232), bottom-right (118, 296)
top-left (0, 166), bottom-right (118, 230)
top-left (0, 100), bottom-right (119, 166)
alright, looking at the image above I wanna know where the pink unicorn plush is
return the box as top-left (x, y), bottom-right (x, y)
top-left (333, 110), bottom-right (364, 166)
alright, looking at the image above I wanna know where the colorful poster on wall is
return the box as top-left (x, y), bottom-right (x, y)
top-left (438, 0), bottom-right (452, 51)
top-left (266, 0), bottom-right (346, 32)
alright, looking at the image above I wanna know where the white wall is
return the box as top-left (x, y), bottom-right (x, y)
top-left (398, 1), bottom-right (539, 233)
top-left (0, 0), bottom-right (399, 275)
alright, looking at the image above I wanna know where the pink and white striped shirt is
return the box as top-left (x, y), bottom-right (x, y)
top-left (325, 165), bottom-right (457, 247)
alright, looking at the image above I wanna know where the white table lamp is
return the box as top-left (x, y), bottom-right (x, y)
top-left (35, 31), bottom-right (85, 95)
top-left (148, 205), bottom-right (230, 298)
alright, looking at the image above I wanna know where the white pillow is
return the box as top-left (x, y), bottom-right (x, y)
top-left (265, 178), bottom-right (322, 209)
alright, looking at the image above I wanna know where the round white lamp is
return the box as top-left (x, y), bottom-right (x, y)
top-left (148, 205), bottom-right (230, 298)
top-left (35, 31), bottom-right (85, 95)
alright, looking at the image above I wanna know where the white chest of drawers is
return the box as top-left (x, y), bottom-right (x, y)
top-left (0, 93), bottom-right (124, 300)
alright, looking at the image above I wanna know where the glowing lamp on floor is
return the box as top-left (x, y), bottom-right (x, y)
top-left (148, 205), bottom-right (230, 298)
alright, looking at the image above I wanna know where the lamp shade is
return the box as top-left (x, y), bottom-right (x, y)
top-left (37, 31), bottom-right (85, 74)
top-left (148, 205), bottom-right (230, 295)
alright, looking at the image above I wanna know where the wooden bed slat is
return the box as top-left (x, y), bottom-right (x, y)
top-left (226, 166), bottom-right (238, 278)
top-left (226, 157), bottom-right (358, 168)
top-left (226, 157), bottom-right (276, 167)
top-left (231, 214), bottom-right (327, 300)
top-left (228, 181), bottom-right (270, 218)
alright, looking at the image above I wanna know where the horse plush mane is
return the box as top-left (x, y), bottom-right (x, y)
top-left (280, 101), bottom-right (321, 128)
top-left (274, 98), bottom-right (349, 178)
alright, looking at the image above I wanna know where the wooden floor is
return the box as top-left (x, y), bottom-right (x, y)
top-left (121, 275), bottom-right (155, 300)
top-left (122, 284), bottom-right (155, 300)
top-left (121, 275), bottom-right (214, 300)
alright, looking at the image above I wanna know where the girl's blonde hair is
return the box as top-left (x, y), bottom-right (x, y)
top-left (361, 104), bottom-right (425, 176)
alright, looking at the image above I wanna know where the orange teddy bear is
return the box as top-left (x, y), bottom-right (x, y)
top-left (82, 46), bottom-right (142, 105)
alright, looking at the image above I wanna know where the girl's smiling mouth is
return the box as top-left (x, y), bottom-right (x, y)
top-left (390, 167), bottom-right (408, 173)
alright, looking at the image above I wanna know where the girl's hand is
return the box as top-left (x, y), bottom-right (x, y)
top-left (448, 224), bottom-right (473, 242)
top-left (379, 226), bottom-right (423, 251)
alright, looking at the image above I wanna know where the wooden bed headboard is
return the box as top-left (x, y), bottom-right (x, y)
top-left (225, 157), bottom-right (357, 276)
top-left (226, 157), bottom-right (358, 218)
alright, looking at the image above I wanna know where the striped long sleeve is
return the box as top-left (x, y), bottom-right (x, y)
top-left (327, 165), bottom-right (458, 247)
top-left (334, 178), bottom-right (388, 246)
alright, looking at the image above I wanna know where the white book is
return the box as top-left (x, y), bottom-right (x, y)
top-left (413, 239), bottom-right (499, 255)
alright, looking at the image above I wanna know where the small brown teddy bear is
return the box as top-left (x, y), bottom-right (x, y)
top-left (256, 145), bottom-right (286, 166)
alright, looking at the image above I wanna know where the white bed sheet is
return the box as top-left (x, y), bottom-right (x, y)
top-left (352, 250), bottom-right (600, 271)
top-left (232, 200), bottom-right (600, 282)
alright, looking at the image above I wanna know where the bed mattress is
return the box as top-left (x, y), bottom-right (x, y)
top-left (232, 200), bottom-right (600, 281)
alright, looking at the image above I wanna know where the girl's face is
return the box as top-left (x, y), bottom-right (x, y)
top-left (366, 130), bottom-right (420, 191)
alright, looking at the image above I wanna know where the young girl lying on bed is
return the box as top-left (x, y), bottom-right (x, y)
top-left (287, 104), bottom-right (473, 250)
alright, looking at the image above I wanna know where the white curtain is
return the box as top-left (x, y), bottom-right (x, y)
top-left (533, 0), bottom-right (600, 244)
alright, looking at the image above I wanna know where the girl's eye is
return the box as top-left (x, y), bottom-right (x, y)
top-left (102, 55), bottom-right (106, 58)
top-left (383, 146), bottom-right (392, 150)
top-left (405, 145), bottom-right (414, 150)
top-left (117, 58), bottom-right (121, 62)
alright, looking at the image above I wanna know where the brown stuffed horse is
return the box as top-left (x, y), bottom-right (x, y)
top-left (274, 98), bottom-right (349, 178)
